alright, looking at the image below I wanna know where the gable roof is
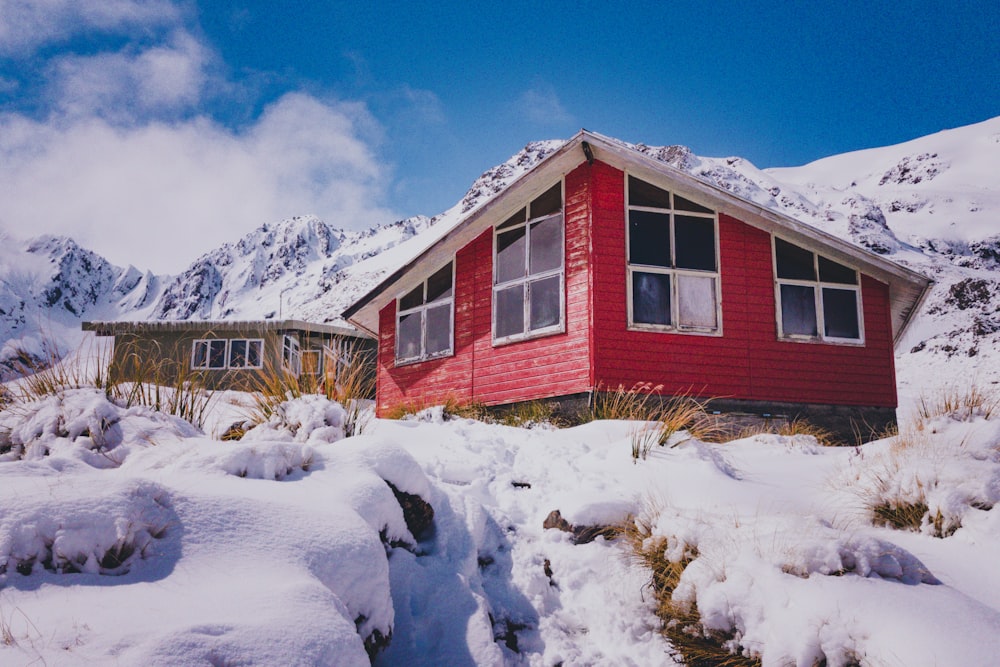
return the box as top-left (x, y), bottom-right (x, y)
top-left (343, 130), bottom-right (932, 345)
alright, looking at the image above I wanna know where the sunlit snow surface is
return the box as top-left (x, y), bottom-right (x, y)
top-left (2, 391), bottom-right (1000, 665)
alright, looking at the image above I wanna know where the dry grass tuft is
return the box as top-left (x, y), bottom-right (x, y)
top-left (737, 417), bottom-right (838, 447)
top-left (916, 384), bottom-right (999, 422)
top-left (622, 515), bottom-right (759, 666)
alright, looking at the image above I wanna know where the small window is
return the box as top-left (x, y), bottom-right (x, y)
top-left (396, 260), bottom-right (455, 364)
top-left (493, 183), bottom-right (565, 343)
top-left (228, 339), bottom-right (264, 369)
top-left (192, 339), bottom-right (227, 370)
top-left (774, 237), bottom-right (863, 343)
top-left (626, 175), bottom-right (720, 334)
top-left (283, 335), bottom-right (302, 376)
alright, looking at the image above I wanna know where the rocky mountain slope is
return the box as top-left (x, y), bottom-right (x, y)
top-left (1, 122), bottom-right (997, 398)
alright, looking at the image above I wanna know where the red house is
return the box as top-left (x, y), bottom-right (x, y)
top-left (343, 131), bottom-right (931, 437)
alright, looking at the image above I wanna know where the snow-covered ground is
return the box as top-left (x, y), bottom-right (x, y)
top-left (2, 385), bottom-right (998, 666)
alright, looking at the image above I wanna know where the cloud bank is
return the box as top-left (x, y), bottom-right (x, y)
top-left (0, 1), bottom-right (398, 274)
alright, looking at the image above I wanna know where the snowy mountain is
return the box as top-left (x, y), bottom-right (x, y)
top-left (1, 122), bottom-right (998, 399)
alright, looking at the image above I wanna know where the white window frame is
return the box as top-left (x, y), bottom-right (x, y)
top-left (625, 174), bottom-right (722, 335)
top-left (191, 338), bottom-right (228, 370)
top-left (772, 236), bottom-right (865, 345)
top-left (395, 260), bottom-right (455, 366)
top-left (282, 334), bottom-right (302, 376)
top-left (226, 338), bottom-right (264, 369)
top-left (492, 182), bottom-right (566, 345)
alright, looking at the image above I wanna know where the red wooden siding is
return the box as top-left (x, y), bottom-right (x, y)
top-left (375, 163), bottom-right (595, 415)
top-left (376, 157), bottom-right (898, 415)
top-left (590, 163), bottom-right (897, 408)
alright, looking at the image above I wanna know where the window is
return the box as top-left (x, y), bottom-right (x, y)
top-left (192, 339), bottom-right (227, 369)
top-left (626, 175), bottom-right (720, 333)
top-left (396, 261), bottom-right (454, 364)
top-left (774, 237), bottom-right (863, 343)
top-left (227, 339), bottom-right (263, 369)
top-left (493, 183), bottom-right (564, 343)
top-left (283, 335), bottom-right (302, 376)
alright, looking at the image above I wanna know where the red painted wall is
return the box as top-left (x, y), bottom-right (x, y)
top-left (376, 158), bottom-right (898, 414)
top-left (589, 162), bottom-right (897, 408)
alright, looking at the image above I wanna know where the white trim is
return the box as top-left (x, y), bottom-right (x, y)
top-left (395, 259), bottom-right (455, 366)
top-left (772, 235), bottom-right (865, 345)
top-left (282, 334), bottom-right (302, 376)
top-left (191, 338), bottom-right (227, 370)
top-left (226, 338), bottom-right (264, 369)
top-left (625, 172), bottom-right (722, 335)
top-left (491, 182), bottom-right (566, 346)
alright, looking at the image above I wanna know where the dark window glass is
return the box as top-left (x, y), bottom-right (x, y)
top-left (780, 284), bottom-right (818, 336)
top-left (530, 183), bottom-right (562, 218)
top-left (823, 288), bottom-right (860, 339)
top-left (496, 227), bottom-right (527, 283)
top-left (425, 304), bottom-right (452, 355)
top-left (229, 339), bottom-right (247, 368)
top-left (529, 215), bottom-right (562, 274)
top-left (192, 341), bottom-right (207, 368)
top-left (397, 312), bottom-right (421, 360)
top-left (628, 210), bottom-right (671, 267)
top-left (674, 216), bottom-right (716, 271)
top-left (674, 194), bottom-right (714, 214)
top-left (247, 340), bottom-right (262, 367)
top-left (497, 208), bottom-right (526, 230)
top-left (400, 284), bottom-right (424, 311)
top-left (495, 284), bottom-right (525, 338)
top-left (628, 175), bottom-right (671, 209)
top-left (775, 239), bottom-right (816, 281)
top-left (632, 271), bottom-right (672, 326)
top-left (818, 256), bottom-right (858, 285)
top-left (208, 340), bottom-right (227, 369)
top-left (426, 262), bottom-right (453, 303)
top-left (529, 276), bottom-right (561, 330)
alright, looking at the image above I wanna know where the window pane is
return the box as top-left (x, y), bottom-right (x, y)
top-left (497, 208), bottom-right (526, 230)
top-left (425, 304), bottom-right (452, 355)
top-left (628, 210), bottom-right (671, 267)
top-left (780, 284), bottom-right (818, 336)
top-left (628, 175), bottom-right (671, 209)
top-left (674, 216), bottom-right (716, 271)
top-left (775, 238), bottom-right (816, 280)
top-left (530, 183), bottom-right (562, 218)
top-left (529, 275), bottom-right (561, 330)
top-left (823, 288), bottom-right (860, 339)
top-left (426, 262), bottom-right (453, 302)
top-left (495, 284), bottom-right (525, 338)
top-left (529, 215), bottom-right (563, 275)
top-left (397, 312), bottom-right (422, 360)
top-left (400, 284), bottom-right (424, 311)
top-left (247, 340), bottom-right (262, 367)
top-left (209, 340), bottom-right (227, 369)
top-left (632, 271), bottom-right (672, 326)
top-left (229, 339), bottom-right (247, 368)
top-left (192, 341), bottom-right (208, 368)
top-left (496, 227), bottom-right (527, 283)
top-left (677, 274), bottom-right (718, 329)
top-left (674, 194), bottom-right (714, 214)
top-left (818, 256), bottom-right (858, 285)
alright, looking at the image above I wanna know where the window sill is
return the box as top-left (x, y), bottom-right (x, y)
top-left (394, 350), bottom-right (454, 368)
top-left (627, 323), bottom-right (723, 337)
top-left (778, 335), bottom-right (865, 347)
top-left (492, 324), bottom-right (565, 347)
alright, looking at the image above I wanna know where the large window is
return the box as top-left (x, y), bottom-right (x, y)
top-left (626, 175), bottom-right (720, 333)
top-left (192, 338), bottom-right (263, 370)
top-left (283, 334), bottom-right (302, 376)
top-left (396, 261), bottom-right (454, 364)
top-left (493, 183), bottom-right (564, 343)
top-left (773, 237), bottom-right (863, 343)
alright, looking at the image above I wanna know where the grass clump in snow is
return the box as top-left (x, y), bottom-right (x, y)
top-left (736, 417), bottom-right (838, 447)
top-left (916, 384), bottom-right (999, 421)
top-left (244, 341), bottom-right (374, 438)
top-left (622, 514), bottom-right (759, 667)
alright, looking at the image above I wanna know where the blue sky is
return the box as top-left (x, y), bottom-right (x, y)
top-left (1, 0), bottom-right (997, 272)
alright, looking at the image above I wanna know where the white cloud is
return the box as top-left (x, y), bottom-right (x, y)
top-left (519, 85), bottom-right (574, 126)
top-left (0, 93), bottom-right (399, 274)
top-left (47, 30), bottom-right (212, 119)
top-left (0, 0), bottom-right (182, 56)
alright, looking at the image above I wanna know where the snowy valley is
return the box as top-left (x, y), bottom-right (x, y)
top-left (1, 120), bottom-right (999, 665)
